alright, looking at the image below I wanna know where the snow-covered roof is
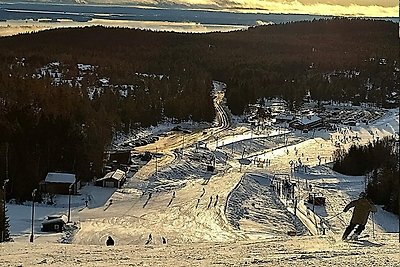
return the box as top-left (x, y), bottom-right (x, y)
top-left (99, 78), bottom-right (109, 85)
top-left (77, 63), bottom-right (94, 71)
top-left (299, 115), bottom-right (322, 125)
top-left (275, 114), bottom-right (294, 121)
top-left (42, 214), bottom-right (67, 225)
top-left (45, 173), bottom-right (76, 184)
top-left (97, 169), bottom-right (125, 182)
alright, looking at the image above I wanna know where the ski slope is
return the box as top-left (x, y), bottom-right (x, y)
top-left (2, 82), bottom-right (399, 265)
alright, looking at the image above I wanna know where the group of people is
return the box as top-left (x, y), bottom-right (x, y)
top-left (106, 234), bottom-right (168, 246)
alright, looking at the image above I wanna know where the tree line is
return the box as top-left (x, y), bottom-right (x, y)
top-left (333, 137), bottom-right (399, 215)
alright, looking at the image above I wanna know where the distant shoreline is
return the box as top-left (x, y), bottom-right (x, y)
top-left (0, 19), bottom-right (249, 37)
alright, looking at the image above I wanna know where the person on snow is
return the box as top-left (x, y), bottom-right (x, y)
top-left (145, 233), bottom-right (152, 245)
top-left (342, 192), bottom-right (377, 240)
top-left (106, 236), bottom-right (115, 246)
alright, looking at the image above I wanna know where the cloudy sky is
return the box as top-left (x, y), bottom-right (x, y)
top-left (67, 0), bottom-right (397, 17)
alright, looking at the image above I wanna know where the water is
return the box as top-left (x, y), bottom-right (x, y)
top-left (0, 2), bottom-right (328, 26)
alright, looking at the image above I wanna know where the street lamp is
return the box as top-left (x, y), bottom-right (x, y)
top-left (181, 134), bottom-right (185, 157)
top-left (30, 189), bottom-right (37, 243)
top-left (2, 179), bottom-right (9, 210)
top-left (231, 131), bottom-right (235, 155)
top-left (155, 147), bottom-right (158, 176)
top-left (67, 184), bottom-right (74, 223)
top-left (250, 125), bottom-right (253, 151)
top-left (1, 179), bottom-right (9, 242)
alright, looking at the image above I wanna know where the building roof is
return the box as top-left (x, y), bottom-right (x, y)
top-left (45, 172), bottom-right (76, 184)
top-left (299, 115), bottom-right (322, 126)
top-left (42, 214), bottom-right (67, 225)
top-left (97, 169), bottom-right (126, 182)
top-left (276, 114), bottom-right (295, 121)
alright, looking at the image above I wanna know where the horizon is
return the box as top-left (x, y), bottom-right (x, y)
top-left (0, 0), bottom-right (397, 18)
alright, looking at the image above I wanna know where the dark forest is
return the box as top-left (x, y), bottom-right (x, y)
top-left (333, 137), bottom-right (399, 215)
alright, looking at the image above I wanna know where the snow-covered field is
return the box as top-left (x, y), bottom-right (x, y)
top-left (1, 84), bottom-right (399, 266)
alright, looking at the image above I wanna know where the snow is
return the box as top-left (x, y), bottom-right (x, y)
top-left (298, 115), bottom-right (322, 125)
top-left (77, 63), bottom-right (94, 72)
top-left (99, 78), bottom-right (109, 86)
top-left (1, 83), bottom-right (399, 265)
top-left (7, 203), bottom-right (67, 240)
top-left (98, 169), bottom-right (125, 182)
top-left (44, 172), bottom-right (76, 184)
top-left (276, 114), bottom-right (295, 121)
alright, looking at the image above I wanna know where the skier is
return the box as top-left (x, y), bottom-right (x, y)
top-left (200, 187), bottom-right (206, 198)
top-left (214, 195), bottom-right (219, 207)
top-left (342, 192), bottom-right (377, 240)
top-left (207, 196), bottom-right (213, 209)
top-left (106, 236), bottom-right (115, 246)
top-left (145, 233), bottom-right (153, 245)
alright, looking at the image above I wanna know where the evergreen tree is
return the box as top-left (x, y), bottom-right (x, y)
top-left (333, 137), bottom-right (399, 215)
top-left (0, 189), bottom-right (11, 242)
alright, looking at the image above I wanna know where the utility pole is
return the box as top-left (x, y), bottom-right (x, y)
top-left (30, 189), bottom-right (37, 243)
top-left (5, 143), bottom-right (8, 181)
top-left (67, 184), bottom-right (74, 223)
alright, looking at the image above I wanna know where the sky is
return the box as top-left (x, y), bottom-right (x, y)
top-left (66, 0), bottom-right (398, 17)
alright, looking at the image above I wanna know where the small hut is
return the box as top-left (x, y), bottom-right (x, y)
top-left (42, 172), bottom-right (77, 195)
top-left (96, 169), bottom-right (126, 188)
top-left (41, 214), bottom-right (67, 232)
